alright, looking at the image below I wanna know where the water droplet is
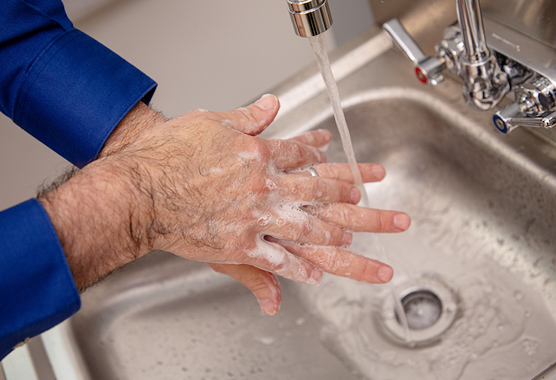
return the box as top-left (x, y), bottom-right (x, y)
top-left (514, 291), bottom-right (524, 301)
top-left (522, 338), bottom-right (539, 356)
top-left (256, 336), bottom-right (275, 345)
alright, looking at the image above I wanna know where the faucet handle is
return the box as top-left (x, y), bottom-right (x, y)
top-left (493, 76), bottom-right (556, 133)
top-left (383, 18), bottom-right (445, 86)
top-left (493, 103), bottom-right (556, 134)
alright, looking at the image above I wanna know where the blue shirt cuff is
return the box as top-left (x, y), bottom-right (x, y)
top-left (0, 199), bottom-right (80, 360)
top-left (13, 28), bottom-right (157, 167)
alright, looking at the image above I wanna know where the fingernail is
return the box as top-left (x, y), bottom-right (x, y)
top-left (350, 187), bottom-right (360, 204)
top-left (318, 129), bottom-right (332, 143)
top-left (371, 164), bottom-right (386, 180)
top-left (318, 143), bottom-right (330, 153)
top-left (309, 268), bottom-right (323, 284)
top-left (394, 213), bottom-right (411, 230)
top-left (378, 266), bottom-right (394, 283)
top-left (258, 298), bottom-right (279, 316)
top-left (254, 94), bottom-right (277, 111)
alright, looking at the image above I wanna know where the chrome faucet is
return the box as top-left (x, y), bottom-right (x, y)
top-left (384, 0), bottom-right (556, 134)
top-left (455, 0), bottom-right (509, 110)
top-left (287, 0), bottom-right (332, 38)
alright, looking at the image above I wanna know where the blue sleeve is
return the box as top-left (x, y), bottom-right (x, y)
top-left (1, 0), bottom-right (157, 167)
top-left (0, 0), bottom-right (159, 360)
top-left (0, 199), bottom-right (81, 360)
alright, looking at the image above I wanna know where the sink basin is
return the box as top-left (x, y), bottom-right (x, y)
top-left (18, 29), bottom-right (556, 380)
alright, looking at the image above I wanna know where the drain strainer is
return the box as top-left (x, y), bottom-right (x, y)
top-left (380, 275), bottom-right (458, 345)
top-left (401, 290), bottom-right (442, 330)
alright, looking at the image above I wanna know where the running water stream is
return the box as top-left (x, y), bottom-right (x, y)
top-left (308, 34), bottom-right (413, 344)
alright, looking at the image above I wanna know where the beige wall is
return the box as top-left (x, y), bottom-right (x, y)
top-left (0, 0), bottom-right (372, 210)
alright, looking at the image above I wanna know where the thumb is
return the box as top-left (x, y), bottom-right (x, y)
top-left (207, 263), bottom-right (282, 316)
top-left (216, 94), bottom-right (280, 136)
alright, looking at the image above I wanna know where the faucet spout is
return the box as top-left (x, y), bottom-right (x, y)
top-left (456, 0), bottom-right (509, 110)
top-left (456, 0), bottom-right (488, 62)
top-left (287, 0), bottom-right (333, 38)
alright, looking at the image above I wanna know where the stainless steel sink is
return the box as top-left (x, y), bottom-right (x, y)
top-left (15, 28), bottom-right (556, 380)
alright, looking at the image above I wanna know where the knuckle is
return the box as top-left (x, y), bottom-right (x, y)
top-left (316, 164), bottom-right (333, 179)
top-left (292, 215), bottom-right (313, 241)
top-left (351, 257), bottom-right (378, 280)
top-left (329, 165), bottom-right (341, 179)
top-left (310, 248), bottom-right (337, 272)
top-left (247, 138), bottom-right (271, 162)
top-left (311, 248), bottom-right (330, 268)
top-left (325, 251), bottom-right (348, 272)
top-left (343, 183), bottom-right (355, 202)
top-left (299, 131), bottom-right (317, 145)
top-left (329, 225), bottom-right (344, 245)
top-left (311, 179), bottom-right (325, 200)
top-left (233, 107), bottom-right (254, 124)
top-left (249, 277), bottom-right (272, 294)
top-left (297, 142), bottom-right (318, 166)
top-left (340, 206), bottom-right (354, 228)
top-left (324, 251), bottom-right (339, 271)
top-left (241, 107), bottom-right (258, 123)
top-left (377, 212), bottom-right (388, 232)
top-left (269, 256), bottom-right (289, 274)
top-left (189, 108), bottom-right (211, 119)
top-left (293, 142), bottom-right (307, 166)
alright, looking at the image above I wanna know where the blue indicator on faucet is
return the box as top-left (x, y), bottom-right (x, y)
top-left (492, 114), bottom-right (509, 133)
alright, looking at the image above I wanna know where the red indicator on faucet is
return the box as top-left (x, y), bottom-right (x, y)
top-left (415, 67), bottom-right (428, 84)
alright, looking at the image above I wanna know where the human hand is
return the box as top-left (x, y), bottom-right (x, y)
top-left (114, 96), bottom-right (361, 279)
top-left (206, 152), bottom-right (409, 315)
top-left (40, 95), bottom-right (410, 315)
top-left (121, 95), bottom-right (409, 314)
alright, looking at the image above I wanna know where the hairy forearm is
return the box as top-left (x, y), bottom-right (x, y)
top-left (39, 161), bottom-right (141, 290)
top-left (99, 101), bottom-right (167, 158)
top-left (38, 102), bottom-right (166, 290)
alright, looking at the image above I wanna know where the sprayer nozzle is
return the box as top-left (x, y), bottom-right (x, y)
top-left (287, 0), bottom-right (333, 38)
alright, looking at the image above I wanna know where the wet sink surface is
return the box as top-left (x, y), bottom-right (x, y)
top-left (289, 92), bottom-right (556, 380)
top-left (57, 33), bottom-right (556, 380)
top-left (70, 252), bottom-right (355, 380)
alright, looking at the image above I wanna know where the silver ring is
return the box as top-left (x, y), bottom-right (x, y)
top-left (308, 167), bottom-right (319, 177)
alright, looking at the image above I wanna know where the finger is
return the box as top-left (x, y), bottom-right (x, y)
top-left (238, 236), bottom-right (323, 285)
top-left (266, 139), bottom-right (326, 170)
top-left (274, 175), bottom-right (359, 204)
top-left (213, 94), bottom-right (280, 136)
top-left (287, 129), bottom-right (332, 148)
top-left (304, 203), bottom-right (411, 233)
top-left (268, 237), bottom-right (394, 284)
top-left (304, 163), bottom-right (386, 183)
top-left (256, 206), bottom-right (352, 247)
top-left (207, 263), bottom-right (282, 316)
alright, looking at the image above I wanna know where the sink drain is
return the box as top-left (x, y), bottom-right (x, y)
top-left (380, 275), bottom-right (458, 345)
top-left (400, 290), bottom-right (442, 330)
